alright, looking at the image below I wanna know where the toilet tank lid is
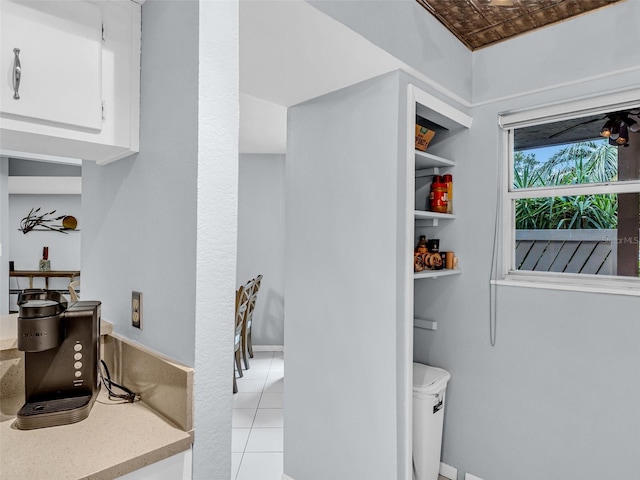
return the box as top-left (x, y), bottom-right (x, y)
top-left (413, 362), bottom-right (451, 394)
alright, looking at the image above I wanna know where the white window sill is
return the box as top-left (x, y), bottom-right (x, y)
top-left (492, 275), bottom-right (640, 297)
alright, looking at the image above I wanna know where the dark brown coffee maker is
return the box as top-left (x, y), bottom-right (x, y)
top-left (16, 289), bottom-right (101, 430)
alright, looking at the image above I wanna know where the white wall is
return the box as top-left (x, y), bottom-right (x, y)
top-left (285, 72), bottom-right (403, 480)
top-left (8, 194), bottom-right (81, 309)
top-left (1, 158), bottom-right (82, 312)
top-left (412, 3), bottom-right (640, 480)
top-left (237, 153), bottom-right (285, 346)
top-left (8, 195), bottom-right (81, 274)
top-left (81, 0), bottom-right (199, 365)
top-left (305, 3), bottom-right (640, 480)
top-left (471, 1), bottom-right (640, 105)
top-left (81, 1), bottom-right (238, 479)
top-left (308, 0), bottom-right (472, 105)
top-left (239, 94), bottom-right (287, 154)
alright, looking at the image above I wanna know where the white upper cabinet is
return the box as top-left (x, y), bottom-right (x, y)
top-left (0, 0), bottom-right (141, 164)
top-left (1, 1), bottom-right (103, 131)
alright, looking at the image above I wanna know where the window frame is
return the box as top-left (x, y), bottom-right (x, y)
top-left (497, 89), bottom-right (640, 296)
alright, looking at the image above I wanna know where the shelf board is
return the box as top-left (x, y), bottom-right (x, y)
top-left (414, 269), bottom-right (461, 280)
top-left (414, 210), bottom-right (456, 220)
top-left (414, 210), bottom-right (456, 226)
top-left (415, 150), bottom-right (455, 171)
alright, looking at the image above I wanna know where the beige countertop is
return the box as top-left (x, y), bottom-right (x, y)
top-left (0, 325), bottom-right (194, 479)
top-left (0, 388), bottom-right (192, 479)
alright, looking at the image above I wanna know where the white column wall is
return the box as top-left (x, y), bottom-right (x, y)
top-left (284, 71), bottom-right (402, 480)
top-left (194, 0), bottom-right (239, 478)
top-left (81, 0), bottom-right (238, 478)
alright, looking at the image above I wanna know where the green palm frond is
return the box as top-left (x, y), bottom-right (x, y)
top-left (515, 141), bottom-right (619, 230)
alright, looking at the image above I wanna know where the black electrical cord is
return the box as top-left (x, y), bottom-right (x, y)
top-left (99, 359), bottom-right (140, 403)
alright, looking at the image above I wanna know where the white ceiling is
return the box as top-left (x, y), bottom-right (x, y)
top-left (239, 0), bottom-right (416, 154)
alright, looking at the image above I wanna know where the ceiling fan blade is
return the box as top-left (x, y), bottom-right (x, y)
top-left (547, 117), bottom-right (604, 139)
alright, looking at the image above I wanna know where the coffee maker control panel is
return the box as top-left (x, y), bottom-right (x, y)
top-left (73, 342), bottom-right (86, 385)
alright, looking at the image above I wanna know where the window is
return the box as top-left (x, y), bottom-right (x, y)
top-left (499, 91), bottom-right (640, 294)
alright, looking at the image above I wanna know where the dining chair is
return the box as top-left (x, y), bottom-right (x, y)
top-left (240, 278), bottom-right (256, 370)
top-left (243, 274), bottom-right (262, 361)
top-left (233, 285), bottom-right (249, 393)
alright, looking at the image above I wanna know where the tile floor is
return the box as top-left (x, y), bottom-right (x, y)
top-left (232, 351), bottom-right (284, 480)
top-left (231, 351), bottom-right (448, 480)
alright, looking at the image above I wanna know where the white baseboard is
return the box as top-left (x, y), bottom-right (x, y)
top-left (253, 345), bottom-right (284, 352)
top-left (281, 463), bottom-right (463, 480)
top-left (440, 462), bottom-right (458, 480)
top-left (465, 474), bottom-right (485, 480)
top-left (283, 465), bottom-right (463, 480)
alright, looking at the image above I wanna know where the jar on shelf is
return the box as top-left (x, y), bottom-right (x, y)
top-left (414, 236), bottom-right (428, 272)
top-left (429, 180), bottom-right (448, 213)
top-left (424, 252), bottom-right (443, 270)
top-left (413, 235), bottom-right (427, 272)
top-left (443, 174), bottom-right (453, 214)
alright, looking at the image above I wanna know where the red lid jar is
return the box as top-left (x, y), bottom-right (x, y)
top-left (429, 181), bottom-right (448, 213)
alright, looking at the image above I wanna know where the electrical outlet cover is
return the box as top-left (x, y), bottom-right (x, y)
top-left (132, 291), bottom-right (142, 329)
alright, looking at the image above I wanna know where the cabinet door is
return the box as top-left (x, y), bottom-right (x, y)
top-left (1, 0), bottom-right (102, 131)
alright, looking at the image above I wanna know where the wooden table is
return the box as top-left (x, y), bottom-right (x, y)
top-left (9, 270), bottom-right (80, 289)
